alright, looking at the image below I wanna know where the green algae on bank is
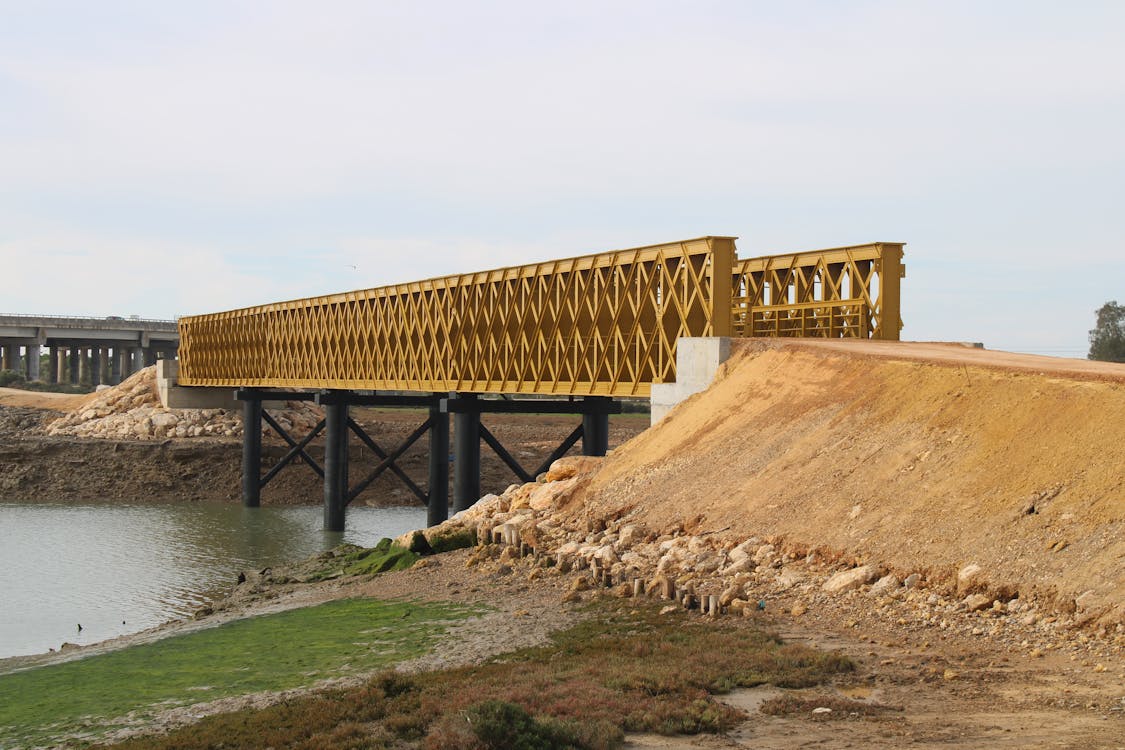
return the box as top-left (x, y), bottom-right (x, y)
top-left (0, 597), bottom-right (480, 749)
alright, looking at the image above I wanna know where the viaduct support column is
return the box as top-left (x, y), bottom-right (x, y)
top-left (68, 347), bottom-right (80, 385)
top-left (110, 347), bottom-right (123, 384)
top-left (582, 397), bottom-right (611, 456)
top-left (1, 344), bottom-right (15, 371)
top-left (91, 348), bottom-right (103, 386)
top-left (323, 394), bottom-right (349, 532)
top-left (48, 347), bottom-right (59, 384)
top-left (452, 393), bottom-right (480, 513)
top-left (143, 348), bottom-right (156, 367)
top-left (27, 344), bottom-right (40, 381)
top-left (427, 396), bottom-right (450, 527)
top-left (242, 395), bottom-right (263, 508)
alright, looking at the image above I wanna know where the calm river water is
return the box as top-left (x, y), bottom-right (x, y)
top-left (0, 502), bottom-right (427, 660)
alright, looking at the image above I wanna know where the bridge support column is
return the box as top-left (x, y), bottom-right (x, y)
top-left (68, 347), bottom-right (80, 384)
top-left (143, 348), bottom-right (156, 367)
top-left (27, 344), bottom-right (40, 381)
top-left (48, 347), bottom-right (59, 384)
top-left (110, 347), bottom-right (123, 384)
top-left (242, 396), bottom-right (263, 508)
top-left (427, 397), bottom-right (450, 527)
top-left (582, 397), bottom-right (611, 456)
top-left (1, 344), bottom-right (15, 371)
top-left (132, 348), bottom-right (144, 373)
top-left (91, 348), bottom-right (103, 386)
top-left (323, 394), bottom-right (349, 533)
top-left (453, 393), bottom-right (480, 513)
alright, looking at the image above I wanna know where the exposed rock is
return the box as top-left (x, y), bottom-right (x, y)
top-left (957, 563), bottom-right (984, 594)
top-left (528, 477), bottom-right (579, 511)
top-left (774, 569), bottom-right (803, 590)
top-left (617, 525), bottom-right (640, 548)
top-left (544, 455), bottom-right (604, 482)
top-left (718, 584), bottom-right (744, 607)
top-left (869, 574), bottom-right (901, 597)
top-left (752, 543), bottom-right (776, 564)
top-left (963, 593), bottom-right (993, 612)
top-left (822, 565), bottom-right (879, 594)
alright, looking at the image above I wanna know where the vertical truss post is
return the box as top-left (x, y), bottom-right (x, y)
top-left (428, 395), bottom-right (450, 527)
top-left (875, 242), bottom-right (905, 341)
top-left (709, 236), bottom-right (735, 337)
top-left (242, 393), bottom-right (263, 508)
top-left (323, 393), bottom-right (350, 532)
top-left (582, 396), bottom-right (611, 456)
top-left (453, 393), bottom-right (480, 513)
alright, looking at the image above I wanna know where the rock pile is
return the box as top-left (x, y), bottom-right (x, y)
top-left (45, 367), bottom-right (324, 441)
top-left (404, 455), bottom-right (1124, 659)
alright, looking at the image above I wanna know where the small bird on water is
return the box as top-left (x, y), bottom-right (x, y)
top-left (77, 623), bottom-right (83, 632)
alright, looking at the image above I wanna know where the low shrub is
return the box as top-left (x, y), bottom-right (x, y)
top-left (0, 369), bottom-right (25, 387)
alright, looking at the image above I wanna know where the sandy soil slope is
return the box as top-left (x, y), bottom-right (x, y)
top-left (584, 339), bottom-right (1125, 627)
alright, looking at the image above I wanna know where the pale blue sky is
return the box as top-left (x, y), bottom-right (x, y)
top-left (1, 1), bottom-right (1122, 356)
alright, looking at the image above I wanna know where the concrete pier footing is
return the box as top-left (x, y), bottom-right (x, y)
top-left (649, 337), bottom-right (732, 425)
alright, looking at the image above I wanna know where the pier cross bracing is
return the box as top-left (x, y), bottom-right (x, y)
top-left (0, 315), bottom-right (178, 386)
top-left (176, 237), bottom-right (905, 530)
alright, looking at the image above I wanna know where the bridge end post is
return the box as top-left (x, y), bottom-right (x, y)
top-left (428, 395), bottom-right (450, 527)
top-left (240, 391), bottom-right (262, 508)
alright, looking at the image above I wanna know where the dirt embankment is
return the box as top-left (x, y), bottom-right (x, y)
top-left (583, 339), bottom-right (1125, 626)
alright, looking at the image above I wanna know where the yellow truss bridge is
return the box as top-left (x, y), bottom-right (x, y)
top-left (178, 237), bottom-right (904, 397)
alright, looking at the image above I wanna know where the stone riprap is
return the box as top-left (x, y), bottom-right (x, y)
top-left (397, 454), bottom-right (1114, 647)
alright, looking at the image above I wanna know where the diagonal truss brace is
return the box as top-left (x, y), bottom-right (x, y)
top-left (442, 395), bottom-right (620, 511)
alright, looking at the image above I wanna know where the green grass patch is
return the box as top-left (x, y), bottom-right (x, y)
top-left (0, 598), bottom-right (479, 749)
top-left (101, 599), bottom-right (853, 750)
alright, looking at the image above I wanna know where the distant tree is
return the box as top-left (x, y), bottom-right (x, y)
top-left (1088, 300), bottom-right (1125, 362)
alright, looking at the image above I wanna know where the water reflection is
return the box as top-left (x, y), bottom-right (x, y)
top-left (0, 502), bottom-right (426, 659)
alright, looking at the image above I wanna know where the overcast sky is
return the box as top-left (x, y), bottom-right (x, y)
top-left (2, 1), bottom-right (1122, 356)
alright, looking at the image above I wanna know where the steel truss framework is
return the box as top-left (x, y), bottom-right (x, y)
top-left (236, 389), bottom-right (614, 529)
top-left (731, 242), bottom-right (904, 340)
top-left (179, 237), bottom-right (903, 397)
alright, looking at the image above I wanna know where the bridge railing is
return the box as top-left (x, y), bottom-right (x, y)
top-left (731, 242), bottom-right (904, 340)
top-left (178, 237), bottom-right (736, 397)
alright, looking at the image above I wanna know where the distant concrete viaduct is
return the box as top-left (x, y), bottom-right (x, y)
top-left (0, 314), bottom-right (179, 386)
